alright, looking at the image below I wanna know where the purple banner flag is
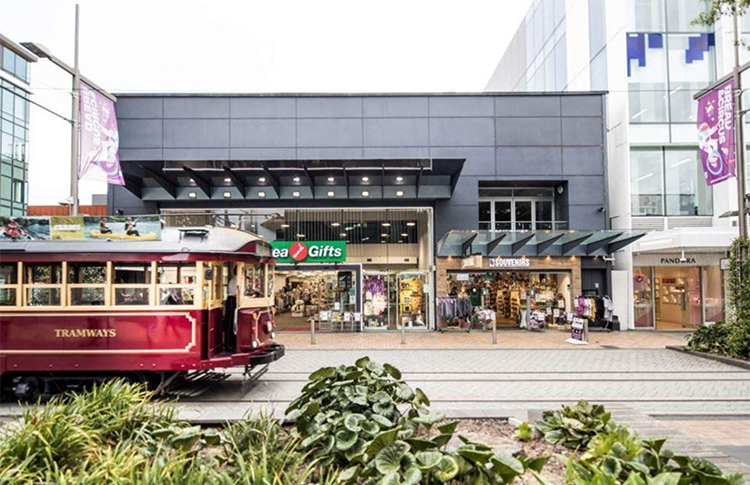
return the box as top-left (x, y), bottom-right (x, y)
top-left (696, 79), bottom-right (736, 186)
top-left (78, 82), bottom-right (124, 185)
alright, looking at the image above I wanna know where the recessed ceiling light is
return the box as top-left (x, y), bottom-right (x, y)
top-left (381, 233), bottom-right (388, 237)
top-left (328, 177), bottom-right (335, 182)
top-left (188, 192), bottom-right (197, 199)
top-left (362, 176), bottom-right (369, 182)
top-left (361, 190), bottom-right (369, 197)
top-left (382, 222), bottom-right (391, 227)
top-left (258, 191), bottom-right (266, 198)
top-left (292, 191), bottom-right (301, 197)
top-left (296, 234), bottom-right (305, 238)
top-left (189, 178), bottom-right (195, 184)
top-left (331, 222), bottom-right (341, 227)
top-left (293, 176), bottom-right (300, 183)
top-left (281, 223), bottom-right (290, 228)
top-left (396, 190), bottom-right (404, 197)
top-left (396, 176), bottom-right (404, 182)
top-left (259, 177), bottom-right (266, 183)
top-left (224, 177), bottom-right (232, 183)
top-left (327, 191), bottom-right (335, 197)
top-left (223, 191), bottom-right (232, 198)
top-left (340, 233), bottom-right (346, 237)
top-left (401, 233), bottom-right (408, 237)
top-left (406, 222), bottom-right (416, 226)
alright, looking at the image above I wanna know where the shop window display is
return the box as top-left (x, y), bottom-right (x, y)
top-left (363, 274), bottom-right (389, 329)
top-left (273, 271), bottom-right (355, 331)
top-left (397, 272), bottom-right (427, 329)
top-left (442, 272), bottom-right (570, 330)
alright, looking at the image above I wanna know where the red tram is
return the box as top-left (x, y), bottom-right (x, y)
top-left (0, 226), bottom-right (283, 399)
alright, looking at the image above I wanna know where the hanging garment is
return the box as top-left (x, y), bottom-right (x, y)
top-left (602, 296), bottom-right (614, 321)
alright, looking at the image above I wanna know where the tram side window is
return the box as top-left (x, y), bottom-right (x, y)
top-left (24, 263), bottom-right (63, 306)
top-left (157, 262), bottom-right (196, 306)
top-left (244, 264), bottom-right (265, 298)
top-left (113, 263), bottom-right (152, 306)
top-left (0, 263), bottom-right (18, 306)
top-left (68, 263), bottom-right (106, 306)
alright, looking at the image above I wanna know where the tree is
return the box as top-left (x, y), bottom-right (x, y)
top-left (693, 0), bottom-right (750, 30)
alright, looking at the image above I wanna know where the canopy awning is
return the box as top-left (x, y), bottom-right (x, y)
top-left (437, 230), bottom-right (646, 257)
top-left (121, 159), bottom-right (465, 202)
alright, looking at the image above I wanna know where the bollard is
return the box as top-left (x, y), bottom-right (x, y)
top-left (401, 320), bottom-right (406, 345)
top-left (310, 318), bottom-right (316, 345)
top-left (492, 317), bottom-right (497, 345)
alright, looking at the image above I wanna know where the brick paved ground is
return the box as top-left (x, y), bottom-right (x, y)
top-left (276, 329), bottom-right (690, 350)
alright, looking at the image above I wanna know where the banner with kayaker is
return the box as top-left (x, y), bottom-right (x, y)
top-left (82, 215), bottom-right (161, 241)
top-left (1, 216), bottom-right (161, 241)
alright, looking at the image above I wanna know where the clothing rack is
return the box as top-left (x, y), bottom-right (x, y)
top-left (574, 295), bottom-right (614, 330)
top-left (437, 296), bottom-right (472, 333)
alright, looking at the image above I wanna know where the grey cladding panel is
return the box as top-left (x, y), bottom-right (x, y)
top-left (297, 119), bottom-right (362, 147)
top-left (118, 119), bottom-right (162, 148)
top-left (164, 98), bottom-right (230, 118)
top-left (363, 147), bottom-right (429, 158)
top-left (363, 118), bottom-right (429, 147)
top-left (568, 205), bottom-right (606, 230)
top-left (562, 117), bottom-right (603, 146)
top-left (449, 176), bottom-right (480, 205)
top-left (495, 96), bottom-right (561, 117)
top-left (163, 119), bottom-right (229, 148)
top-left (119, 148), bottom-right (163, 161)
top-left (429, 97), bottom-right (494, 117)
top-left (429, 118), bottom-right (495, 146)
top-left (163, 148), bottom-right (230, 160)
top-left (495, 118), bottom-right (562, 146)
top-left (429, 146), bottom-right (495, 176)
top-left (567, 176), bottom-right (605, 205)
top-left (229, 148), bottom-right (297, 160)
top-left (495, 147), bottom-right (562, 175)
top-left (562, 147), bottom-right (604, 175)
top-left (363, 97), bottom-right (428, 117)
top-left (561, 96), bottom-right (603, 117)
top-left (230, 119), bottom-right (296, 148)
top-left (116, 98), bottom-right (163, 119)
top-left (297, 97), bottom-right (362, 118)
top-left (297, 147), bottom-right (363, 159)
top-left (230, 98), bottom-right (296, 118)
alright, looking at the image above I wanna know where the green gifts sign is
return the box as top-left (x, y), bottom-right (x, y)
top-left (271, 241), bottom-right (346, 263)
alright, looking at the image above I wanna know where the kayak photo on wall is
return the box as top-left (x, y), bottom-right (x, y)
top-left (84, 215), bottom-right (161, 241)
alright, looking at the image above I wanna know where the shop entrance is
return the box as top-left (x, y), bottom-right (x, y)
top-left (443, 271), bottom-right (571, 329)
top-left (273, 265), bottom-right (360, 332)
top-left (654, 266), bottom-right (701, 330)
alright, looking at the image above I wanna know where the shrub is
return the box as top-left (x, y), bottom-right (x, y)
top-left (535, 401), bottom-right (613, 449)
top-left (686, 322), bottom-right (732, 355)
top-left (286, 357), bottom-right (550, 485)
top-left (564, 423), bottom-right (746, 485)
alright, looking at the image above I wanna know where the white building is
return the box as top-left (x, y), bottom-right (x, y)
top-left (487, 0), bottom-right (747, 330)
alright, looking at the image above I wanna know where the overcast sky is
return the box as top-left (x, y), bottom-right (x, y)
top-left (1, 0), bottom-right (532, 205)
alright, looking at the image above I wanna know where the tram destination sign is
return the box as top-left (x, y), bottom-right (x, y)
top-left (271, 241), bottom-right (346, 263)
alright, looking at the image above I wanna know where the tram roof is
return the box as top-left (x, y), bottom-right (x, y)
top-left (0, 226), bottom-right (271, 256)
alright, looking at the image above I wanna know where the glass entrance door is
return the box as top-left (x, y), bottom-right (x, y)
top-left (654, 266), bottom-right (702, 330)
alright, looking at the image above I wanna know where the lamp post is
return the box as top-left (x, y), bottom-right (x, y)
top-left (732, 6), bottom-right (748, 240)
top-left (21, 4), bottom-right (115, 216)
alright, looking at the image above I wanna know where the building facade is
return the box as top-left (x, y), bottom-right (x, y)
top-left (109, 93), bottom-right (640, 332)
top-left (0, 33), bottom-right (36, 217)
top-left (487, 0), bottom-right (742, 330)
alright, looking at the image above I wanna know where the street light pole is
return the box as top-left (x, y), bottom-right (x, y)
top-left (70, 4), bottom-right (80, 216)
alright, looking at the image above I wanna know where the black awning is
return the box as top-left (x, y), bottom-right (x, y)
top-left (121, 159), bottom-right (465, 202)
top-left (437, 230), bottom-right (646, 257)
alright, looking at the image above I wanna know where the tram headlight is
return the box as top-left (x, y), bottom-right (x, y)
top-left (252, 340), bottom-right (259, 348)
top-left (271, 332), bottom-right (276, 339)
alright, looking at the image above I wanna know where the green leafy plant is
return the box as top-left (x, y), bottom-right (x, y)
top-left (513, 422), bottom-right (534, 442)
top-left (536, 401), bottom-right (613, 449)
top-left (287, 357), bottom-right (551, 485)
top-left (562, 423), bottom-right (746, 485)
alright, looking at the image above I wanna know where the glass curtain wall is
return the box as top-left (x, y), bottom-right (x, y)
top-left (630, 148), bottom-right (712, 216)
top-left (0, 79), bottom-right (29, 216)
